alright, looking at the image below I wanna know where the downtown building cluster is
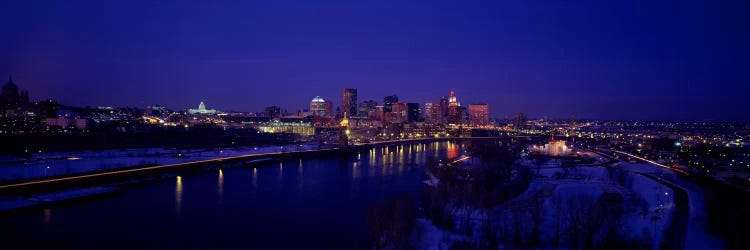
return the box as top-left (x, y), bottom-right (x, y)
top-left (0, 76), bottom-right (497, 144)
top-left (3, 76), bottom-right (750, 191)
top-left (272, 88), bottom-right (494, 143)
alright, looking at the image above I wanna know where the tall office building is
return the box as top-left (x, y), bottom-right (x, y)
top-left (407, 103), bottom-right (421, 122)
top-left (460, 106), bottom-right (468, 124)
top-left (324, 100), bottom-right (333, 117)
top-left (383, 95), bottom-right (398, 112)
top-left (310, 96), bottom-right (331, 117)
top-left (342, 88), bottom-right (357, 117)
top-left (359, 100), bottom-right (377, 117)
top-left (390, 102), bottom-right (408, 123)
top-left (447, 91), bottom-right (462, 124)
top-left (469, 104), bottom-right (489, 126)
top-left (424, 102), bottom-right (442, 124)
top-left (439, 96), bottom-right (449, 122)
top-left (374, 106), bottom-right (385, 121)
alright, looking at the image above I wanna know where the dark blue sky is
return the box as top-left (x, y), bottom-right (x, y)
top-left (2, 0), bottom-right (749, 121)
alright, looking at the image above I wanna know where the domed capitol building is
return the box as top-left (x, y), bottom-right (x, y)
top-left (187, 101), bottom-right (218, 115)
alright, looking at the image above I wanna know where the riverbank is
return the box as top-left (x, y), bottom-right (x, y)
top-left (0, 137), bottom-right (500, 196)
top-left (0, 140), bottom-right (467, 249)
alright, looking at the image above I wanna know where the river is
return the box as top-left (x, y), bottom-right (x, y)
top-left (0, 141), bottom-right (468, 249)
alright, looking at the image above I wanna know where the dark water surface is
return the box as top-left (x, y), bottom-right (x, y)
top-left (1, 141), bottom-right (466, 249)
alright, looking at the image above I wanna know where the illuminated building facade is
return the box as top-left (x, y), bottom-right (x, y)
top-left (446, 91), bottom-right (462, 124)
top-left (424, 102), bottom-right (442, 124)
top-left (391, 102), bottom-right (408, 123)
top-left (383, 95), bottom-right (398, 112)
top-left (258, 121), bottom-right (315, 136)
top-left (469, 103), bottom-right (489, 126)
top-left (310, 96), bottom-right (332, 117)
top-left (530, 140), bottom-right (572, 156)
top-left (324, 100), bottom-right (333, 117)
top-left (187, 101), bottom-right (218, 115)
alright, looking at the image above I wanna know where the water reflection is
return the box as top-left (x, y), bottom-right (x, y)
top-left (298, 159), bottom-right (304, 191)
top-left (352, 161), bottom-right (360, 180)
top-left (252, 168), bottom-right (258, 190)
top-left (218, 169), bottom-right (224, 204)
top-left (175, 176), bottom-right (183, 215)
top-left (3, 140), bottom-right (482, 250)
top-left (447, 141), bottom-right (459, 159)
top-left (43, 208), bottom-right (52, 232)
top-left (369, 148), bottom-right (376, 174)
top-left (298, 159), bottom-right (303, 174)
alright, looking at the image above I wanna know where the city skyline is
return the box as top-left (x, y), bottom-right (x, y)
top-left (2, 2), bottom-right (750, 249)
top-left (4, 75), bottom-right (750, 122)
top-left (2, 1), bottom-right (749, 121)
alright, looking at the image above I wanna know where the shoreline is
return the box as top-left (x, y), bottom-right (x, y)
top-left (0, 137), bottom-right (501, 196)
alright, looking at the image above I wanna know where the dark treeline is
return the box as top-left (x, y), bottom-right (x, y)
top-left (399, 139), bottom-right (660, 249)
top-left (366, 193), bottom-right (418, 250)
top-left (422, 139), bottom-right (531, 248)
top-left (693, 175), bottom-right (750, 250)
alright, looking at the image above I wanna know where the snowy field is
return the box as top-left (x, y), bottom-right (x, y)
top-left (508, 166), bottom-right (673, 249)
top-left (614, 162), bottom-right (725, 250)
top-left (411, 219), bottom-right (471, 250)
top-left (0, 144), bottom-right (322, 182)
top-left (416, 161), bottom-right (685, 249)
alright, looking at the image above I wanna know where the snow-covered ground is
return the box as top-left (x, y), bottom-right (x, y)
top-left (615, 162), bottom-right (725, 250)
top-left (417, 163), bottom-right (679, 249)
top-left (0, 144), bottom-right (322, 182)
top-left (0, 186), bottom-right (120, 211)
top-left (621, 173), bottom-right (674, 248)
top-left (579, 151), bottom-right (609, 164)
top-left (411, 219), bottom-right (472, 250)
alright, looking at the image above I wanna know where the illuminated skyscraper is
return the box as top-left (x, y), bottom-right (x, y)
top-left (446, 91), bottom-right (462, 124)
top-left (391, 102), bottom-right (408, 122)
top-left (448, 91), bottom-right (458, 105)
top-left (439, 96), bottom-right (449, 122)
top-left (310, 96), bottom-right (330, 117)
top-left (469, 104), bottom-right (489, 126)
top-left (324, 100), bottom-right (333, 117)
top-left (424, 102), bottom-right (442, 124)
top-left (342, 88), bottom-right (357, 116)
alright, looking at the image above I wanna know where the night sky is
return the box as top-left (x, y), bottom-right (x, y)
top-left (2, 0), bottom-right (749, 121)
